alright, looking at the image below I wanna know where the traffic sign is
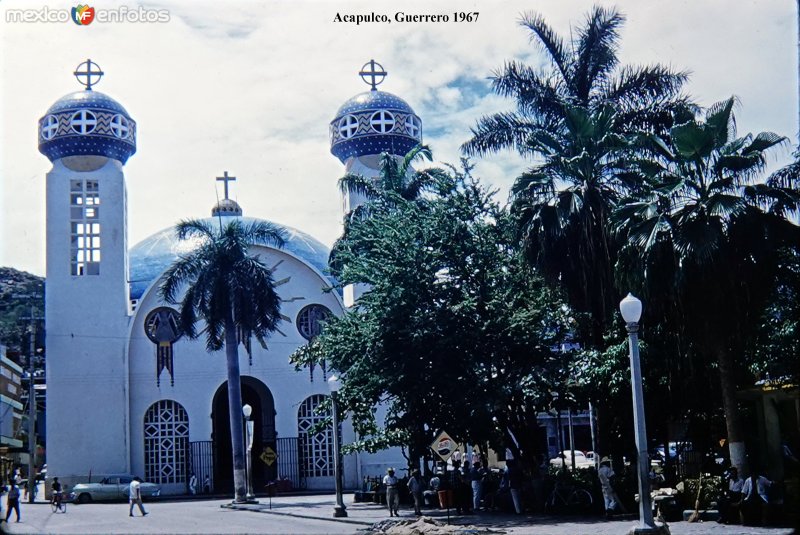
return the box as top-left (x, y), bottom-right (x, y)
top-left (260, 446), bottom-right (277, 466)
top-left (430, 431), bottom-right (459, 461)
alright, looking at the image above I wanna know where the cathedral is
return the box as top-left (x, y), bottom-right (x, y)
top-left (42, 60), bottom-right (421, 495)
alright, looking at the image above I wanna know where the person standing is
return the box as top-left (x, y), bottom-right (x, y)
top-left (383, 468), bottom-right (400, 517)
top-left (470, 461), bottom-right (486, 511)
top-left (128, 477), bottom-right (148, 517)
top-left (741, 470), bottom-right (772, 526)
top-left (598, 457), bottom-right (624, 517)
top-left (188, 472), bottom-right (197, 496)
top-left (203, 475), bottom-right (211, 494)
top-left (4, 481), bottom-right (20, 523)
top-left (407, 469), bottom-right (424, 516)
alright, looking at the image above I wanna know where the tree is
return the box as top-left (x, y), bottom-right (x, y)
top-left (611, 97), bottom-right (799, 470)
top-left (462, 6), bottom-right (690, 350)
top-left (293, 164), bottom-right (572, 469)
top-left (160, 219), bottom-right (285, 502)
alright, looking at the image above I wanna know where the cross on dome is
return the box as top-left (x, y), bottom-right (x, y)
top-left (74, 59), bottom-right (104, 90)
top-left (359, 59), bottom-right (387, 91)
top-left (216, 171), bottom-right (236, 200)
top-left (41, 115), bottom-right (59, 140)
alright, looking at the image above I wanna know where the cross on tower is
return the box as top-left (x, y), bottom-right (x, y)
top-left (74, 59), bottom-right (104, 90)
top-left (359, 59), bottom-right (387, 91)
top-left (216, 171), bottom-right (236, 200)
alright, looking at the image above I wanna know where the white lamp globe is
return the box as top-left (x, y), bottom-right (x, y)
top-left (328, 375), bottom-right (341, 393)
top-left (619, 293), bottom-right (643, 323)
top-left (242, 404), bottom-right (252, 418)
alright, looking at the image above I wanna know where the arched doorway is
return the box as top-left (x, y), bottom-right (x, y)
top-left (211, 376), bottom-right (276, 494)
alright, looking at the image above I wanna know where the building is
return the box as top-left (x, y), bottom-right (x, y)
top-left (43, 60), bottom-right (419, 494)
top-left (0, 344), bottom-right (24, 481)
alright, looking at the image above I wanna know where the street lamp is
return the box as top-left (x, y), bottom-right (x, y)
top-left (327, 375), bottom-right (347, 518)
top-left (242, 404), bottom-right (256, 502)
top-left (620, 293), bottom-right (657, 533)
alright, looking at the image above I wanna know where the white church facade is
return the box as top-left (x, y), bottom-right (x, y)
top-left (43, 60), bottom-right (421, 495)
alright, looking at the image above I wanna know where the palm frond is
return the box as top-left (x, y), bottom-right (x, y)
top-left (574, 6), bottom-right (625, 102)
top-left (462, 112), bottom-right (540, 156)
top-left (519, 11), bottom-right (572, 82)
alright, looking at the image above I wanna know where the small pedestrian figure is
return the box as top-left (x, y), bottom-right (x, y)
top-left (470, 461), bottom-right (486, 511)
top-left (383, 468), bottom-right (400, 516)
top-left (188, 472), bottom-right (197, 495)
top-left (741, 469), bottom-right (772, 526)
top-left (4, 481), bottom-right (21, 523)
top-left (407, 469), bottom-right (424, 516)
top-left (128, 476), bottom-right (148, 517)
top-left (203, 475), bottom-right (211, 494)
top-left (598, 457), bottom-right (625, 517)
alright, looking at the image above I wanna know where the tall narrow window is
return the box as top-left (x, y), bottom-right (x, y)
top-left (70, 179), bottom-right (101, 275)
top-left (144, 400), bottom-right (189, 484)
top-left (297, 394), bottom-right (337, 478)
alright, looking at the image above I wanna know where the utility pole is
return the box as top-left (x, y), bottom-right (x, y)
top-left (14, 293), bottom-right (43, 504)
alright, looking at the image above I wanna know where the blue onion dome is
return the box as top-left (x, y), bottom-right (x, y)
top-left (38, 86), bottom-right (136, 164)
top-left (330, 62), bottom-right (422, 163)
top-left (129, 217), bottom-right (335, 301)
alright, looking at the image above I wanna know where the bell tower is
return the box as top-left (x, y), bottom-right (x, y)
top-left (329, 60), bottom-right (423, 306)
top-left (41, 60), bottom-right (137, 484)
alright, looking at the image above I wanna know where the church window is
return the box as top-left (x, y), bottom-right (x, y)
top-left (338, 115), bottom-right (359, 139)
top-left (405, 115), bottom-right (421, 138)
top-left (70, 109), bottom-right (97, 135)
top-left (41, 115), bottom-right (59, 140)
top-left (110, 114), bottom-right (131, 139)
top-left (297, 394), bottom-right (338, 478)
top-left (370, 110), bottom-right (395, 133)
top-left (296, 304), bottom-right (332, 341)
top-left (144, 400), bottom-right (190, 485)
top-left (70, 180), bottom-right (101, 276)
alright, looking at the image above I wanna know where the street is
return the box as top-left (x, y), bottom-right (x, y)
top-left (0, 493), bottom-right (795, 535)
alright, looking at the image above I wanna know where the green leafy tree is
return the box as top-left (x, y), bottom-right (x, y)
top-left (293, 165), bottom-right (572, 469)
top-left (160, 219), bottom-right (285, 502)
top-left (611, 97), bottom-right (799, 470)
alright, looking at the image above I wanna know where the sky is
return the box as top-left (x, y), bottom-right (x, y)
top-left (1, 0), bottom-right (797, 277)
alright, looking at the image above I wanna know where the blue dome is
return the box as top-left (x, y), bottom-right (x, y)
top-left (38, 90), bottom-right (137, 164)
top-left (129, 217), bottom-right (335, 301)
top-left (330, 90), bottom-right (422, 163)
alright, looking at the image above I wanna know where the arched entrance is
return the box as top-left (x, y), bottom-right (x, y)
top-left (211, 376), bottom-right (276, 494)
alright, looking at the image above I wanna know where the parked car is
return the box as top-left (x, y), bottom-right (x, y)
top-left (70, 475), bottom-right (160, 504)
top-left (549, 450), bottom-right (594, 469)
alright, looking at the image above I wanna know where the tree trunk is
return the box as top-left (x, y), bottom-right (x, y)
top-left (225, 311), bottom-right (248, 502)
top-left (717, 346), bottom-right (747, 473)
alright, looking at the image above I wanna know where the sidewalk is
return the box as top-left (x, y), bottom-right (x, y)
top-left (224, 493), bottom-right (796, 535)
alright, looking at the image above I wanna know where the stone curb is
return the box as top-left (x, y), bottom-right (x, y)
top-left (221, 503), bottom-right (374, 526)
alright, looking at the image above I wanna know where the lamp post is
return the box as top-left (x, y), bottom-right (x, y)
top-left (328, 375), bottom-right (347, 518)
top-left (242, 404), bottom-right (256, 502)
top-left (620, 293), bottom-right (657, 533)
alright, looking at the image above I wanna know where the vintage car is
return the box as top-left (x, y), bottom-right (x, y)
top-left (549, 450), bottom-right (595, 470)
top-left (70, 475), bottom-right (160, 503)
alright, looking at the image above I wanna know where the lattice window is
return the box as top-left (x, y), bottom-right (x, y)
top-left (297, 394), bottom-right (338, 478)
top-left (70, 179), bottom-right (101, 276)
top-left (144, 400), bottom-right (189, 484)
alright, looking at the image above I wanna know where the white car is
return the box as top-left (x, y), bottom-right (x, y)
top-left (549, 450), bottom-right (594, 469)
top-left (70, 475), bottom-right (160, 504)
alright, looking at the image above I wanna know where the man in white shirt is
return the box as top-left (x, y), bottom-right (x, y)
top-left (741, 472), bottom-right (771, 526)
top-left (383, 468), bottom-right (399, 517)
top-left (129, 477), bottom-right (148, 517)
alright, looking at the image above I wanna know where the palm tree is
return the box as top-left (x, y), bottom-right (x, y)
top-left (160, 218), bottom-right (286, 502)
top-left (462, 6), bottom-right (690, 348)
top-left (338, 144), bottom-right (449, 217)
top-left (612, 97), bottom-right (798, 471)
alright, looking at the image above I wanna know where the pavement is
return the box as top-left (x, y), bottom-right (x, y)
top-left (224, 493), bottom-right (797, 535)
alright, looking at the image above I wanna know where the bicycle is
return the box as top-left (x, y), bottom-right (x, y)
top-left (51, 491), bottom-right (68, 513)
top-left (545, 480), bottom-right (593, 513)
